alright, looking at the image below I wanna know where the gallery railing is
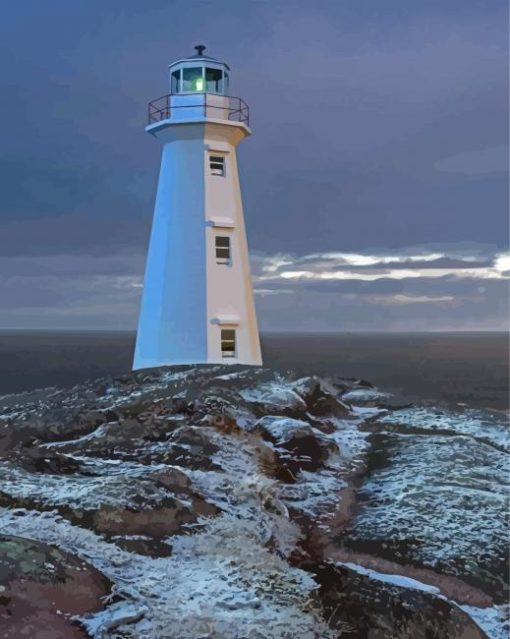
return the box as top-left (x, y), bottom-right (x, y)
top-left (147, 94), bottom-right (250, 127)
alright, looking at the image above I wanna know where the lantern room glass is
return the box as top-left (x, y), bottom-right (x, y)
top-left (206, 68), bottom-right (222, 93)
top-left (171, 70), bottom-right (180, 93)
top-left (182, 67), bottom-right (203, 92)
top-left (170, 66), bottom-right (228, 95)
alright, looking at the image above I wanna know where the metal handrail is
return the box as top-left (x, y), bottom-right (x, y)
top-left (147, 94), bottom-right (249, 127)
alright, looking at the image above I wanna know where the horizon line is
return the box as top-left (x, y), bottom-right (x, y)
top-left (0, 328), bottom-right (507, 335)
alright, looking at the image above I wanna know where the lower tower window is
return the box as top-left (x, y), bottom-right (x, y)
top-left (215, 236), bottom-right (231, 264)
top-left (221, 329), bottom-right (236, 358)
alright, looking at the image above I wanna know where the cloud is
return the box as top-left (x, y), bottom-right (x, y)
top-left (252, 245), bottom-right (510, 289)
top-left (0, 251), bottom-right (145, 276)
top-left (365, 294), bottom-right (456, 305)
top-left (434, 145), bottom-right (509, 175)
top-left (276, 267), bottom-right (504, 282)
top-left (0, 252), bottom-right (144, 329)
top-left (249, 243), bottom-right (509, 330)
top-left (494, 253), bottom-right (510, 274)
top-left (0, 242), bottom-right (507, 331)
top-left (254, 288), bottom-right (294, 296)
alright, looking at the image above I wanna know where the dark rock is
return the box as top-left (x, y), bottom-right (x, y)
top-left (308, 561), bottom-right (490, 639)
top-left (75, 499), bottom-right (196, 538)
top-left (53, 416), bottom-right (185, 460)
top-left (167, 425), bottom-right (222, 469)
top-left (112, 536), bottom-right (173, 557)
top-left (292, 377), bottom-right (351, 418)
top-left (357, 379), bottom-right (375, 389)
top-left (62, 484), bottom-right (218, 545)
top-left (200, 413), bottom-right (243, 436)
top-left (0, 462), bottom-right (219, 549)
top-left (254, 416), bottom-right (339, 475)
top-left (9, 447), bottom-right (85, 475)
top-left (241, 385), bottom-right (308, 419)
top-left (170, 390), bottom-right (195, 415)
top-left (330, 376), bottom-right (375, 393)
top-left (0, 534), bottom-right (111, 639)
top-left (187, 386), bottom-right (254, 424)
top-left (1, 407), bottom-right (117, 451)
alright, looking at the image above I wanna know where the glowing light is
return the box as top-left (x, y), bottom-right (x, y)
top-left (194, 77), bottom-right (204, 91)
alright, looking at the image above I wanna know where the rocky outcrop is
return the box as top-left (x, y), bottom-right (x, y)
top-left (0, 535), bottom-right (111, 639)
top-left (0, 364), bottom-right (505, 639)
top-left (309, 562), bottom-right (490, 639)
top-left (253, 415), bottom-right (339, 475)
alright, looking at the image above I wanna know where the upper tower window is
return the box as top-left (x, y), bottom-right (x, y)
top-left (210, 155), bottom-right (225, 176)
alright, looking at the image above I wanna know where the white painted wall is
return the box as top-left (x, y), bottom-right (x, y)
top-left (133, 124), bottom-right (208, 369)
top-left (204, 122), bottom-right (262, 365)
top-left (133, 116), bottom-right (262, 369)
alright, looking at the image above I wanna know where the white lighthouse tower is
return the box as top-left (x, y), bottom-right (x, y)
top-left (133, 45), bottom-right (262, 369)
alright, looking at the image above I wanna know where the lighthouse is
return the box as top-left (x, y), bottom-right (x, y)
top-left (133, 46), bottom-right (262, 369)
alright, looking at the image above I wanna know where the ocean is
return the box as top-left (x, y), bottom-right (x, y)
top-left (0, 331), bottom-right (507, 411)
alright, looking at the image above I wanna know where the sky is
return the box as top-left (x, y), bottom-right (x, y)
top-left (0, 0), bottom-right (508, 331)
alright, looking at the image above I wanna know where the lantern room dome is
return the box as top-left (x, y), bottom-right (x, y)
top-left (168, 45), bottom-right (230, 95)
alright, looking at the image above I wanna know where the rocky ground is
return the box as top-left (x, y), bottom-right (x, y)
top-left (0, 365), bottom-right (507, 638)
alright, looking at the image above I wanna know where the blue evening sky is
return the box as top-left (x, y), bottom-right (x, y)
top-left (0, 0), bottom-right (508, 330)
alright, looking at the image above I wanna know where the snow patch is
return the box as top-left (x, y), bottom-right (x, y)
top-left (337, 561), bottom-right (441, 594)
top-left (341, 388), bottom-right (392, 403)
top-left (461, 604), bottom-right (510, 639)
top-left (378, 406), bottom-right (509, 452)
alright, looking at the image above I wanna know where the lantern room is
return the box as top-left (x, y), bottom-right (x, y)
top-left (147, 45), bottom-right (248, 129)
top-left (169, 44), bottom-right (230, 95)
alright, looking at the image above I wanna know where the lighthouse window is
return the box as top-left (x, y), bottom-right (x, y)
top-left (171, 70), bottom-right (181, 93)
top-left (210, 155), bottom-right (225, 176)
top-left (215, 236), bottom-right (231, 263)
top-left (182, 67), bottom-right (204, 92)
top-left (206, 68), bottom-right (223, 93)
top-left (221, 329), bottom-right (236, 358)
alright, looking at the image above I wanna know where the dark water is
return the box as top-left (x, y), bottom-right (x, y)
top-left (0, 331), bottom-right (507, 410)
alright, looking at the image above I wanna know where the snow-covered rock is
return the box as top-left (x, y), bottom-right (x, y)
top-left (0, 364), bottom-right (506, 638)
